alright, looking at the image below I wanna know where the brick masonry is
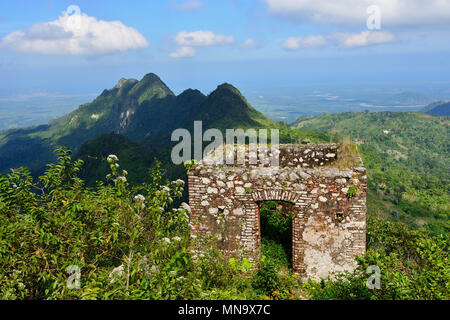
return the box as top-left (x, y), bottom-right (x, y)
top-left (188, 144), bottom-right (366, 281)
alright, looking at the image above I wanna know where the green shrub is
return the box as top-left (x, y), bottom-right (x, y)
top-left (251, 259), bottom-right (281, 296)
top-left (0, 148), bottom-right (247, 300)
top-left (259, 201), bottom-right (293, 267)
top-left (261, 239), bottom-right (290, 269)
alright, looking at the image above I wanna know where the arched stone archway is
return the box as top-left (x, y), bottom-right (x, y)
top-left (188, 144), bottom-right (366, 281)
top-left (250, 190), bottom-right (302, 271)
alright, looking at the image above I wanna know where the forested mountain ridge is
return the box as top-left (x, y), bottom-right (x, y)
top-left (0, 73), bottom-right (277, 176)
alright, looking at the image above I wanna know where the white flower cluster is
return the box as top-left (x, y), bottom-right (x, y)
top-left (107, 154), bottom-right (119, 163)
top-left (175, 179), bottom-right (185, 186)
top-left (134, 194), bottom-right (145, 209)
top-left (181, 202), bottom-right (191, 213)
top-left (108, 264), bottom-right (124, 283)
top-left (134, 194), bottom-right (145, 202)
top-left (150, 265), bottom-right (160, 274)
top-left (134, 194), bottom-right (146, 209)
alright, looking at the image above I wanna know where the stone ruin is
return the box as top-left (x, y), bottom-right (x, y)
top-left (188, 143), bottom-right (366, 281)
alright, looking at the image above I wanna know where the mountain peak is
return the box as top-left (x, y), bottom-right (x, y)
top-left (211, 83), bottom-right (243, 98)
top-left (179, 88), bottom-right (204, 97)
top-left (216, 82), bottom-right (238, 91)
top-left (141, 73), bottom-right (162, 82)
top-left (114, 78), bottom-right (127, 89)
top-left (114, 78), bottom-right (138, 90)
top-left (129, 73), bottom-right (174, 103)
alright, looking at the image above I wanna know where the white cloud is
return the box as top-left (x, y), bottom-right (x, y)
top-left (266, 0), bottom-right (450, 27)
top-left (283, 31), bottom-right (395, 50)
top-left (240, 38), bottom-right (257, 49)
top-left (332, 31), bottom-right (396, 48)
top-left (282, 35), bottom-right (326, 50)
top-left (174, 30), bottom-right (234, 47)
top-left (171, 1), bottom-right (204, 11)
top-left (169, 46), bottom-right (196, 58)
top-left (0, 11), bottom-right (149, 56)
top-left (170, 30), bottom-right (234, 58)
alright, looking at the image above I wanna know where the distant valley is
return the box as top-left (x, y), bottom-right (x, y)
top-left (0, 93), bottom-right (97, 131)
top-left (1, 82), bottom-right (447, 131)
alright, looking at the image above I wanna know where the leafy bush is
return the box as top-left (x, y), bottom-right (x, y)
top-left (259, 201), bottom-right (293, 267)
top-left (0, 148), bottom-right (249, 300)
top-left (261, 239), bottom-right (290, 269)
top-left (251, 259), bottom-right (281, 296)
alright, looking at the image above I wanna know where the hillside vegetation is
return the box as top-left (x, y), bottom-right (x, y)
top-left (0, 149), bottom-right (447, 300)
top-left (294, 111), bottom-right (449, 235)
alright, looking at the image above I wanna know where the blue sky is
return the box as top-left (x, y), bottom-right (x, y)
top-left (0, 0), bottom-right (450, 96)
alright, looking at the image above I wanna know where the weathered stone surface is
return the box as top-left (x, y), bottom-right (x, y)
top-left (188, 144), bottom-right (366, 281)
top-left (322, 168), bottom-right (340, 178)
top-left (299, 171), bottom-right (311, 180)
top-left (341, 171), bottom-right (353, 178)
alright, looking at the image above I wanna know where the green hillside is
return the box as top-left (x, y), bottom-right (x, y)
top-left (293, 111), bottom-right (449, 235)
top-left (423, 100), bottom-right (450, 116)
top-left (76, 133), bottom-right (158, 187)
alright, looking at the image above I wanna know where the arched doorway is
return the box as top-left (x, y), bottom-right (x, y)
top-left (257, 200), bottom-right (294, 270)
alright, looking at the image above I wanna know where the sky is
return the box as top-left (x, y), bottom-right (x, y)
top-left (0, 0), bottom-right (450, 96)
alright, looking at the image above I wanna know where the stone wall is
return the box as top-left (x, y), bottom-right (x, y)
top-left (188, 143), bottom-right (366, 281)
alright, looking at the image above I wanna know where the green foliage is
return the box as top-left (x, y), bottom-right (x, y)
top-left (294, 111), bottom-right (449, 235)
top-left (261, 239), bottom-right (290, 271)
top-left (347, 187), bottom-right (356, 198)
top-left (76, 133), bottom-right (157, 187)
top-left (0, 148), bottom-right (249, 300)
top-left (252, 259), bottom-right (281, 296)
top-left (183, 159), bottom-right (197, 175)
top-left (259, 201), bottom-right (293, 268)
